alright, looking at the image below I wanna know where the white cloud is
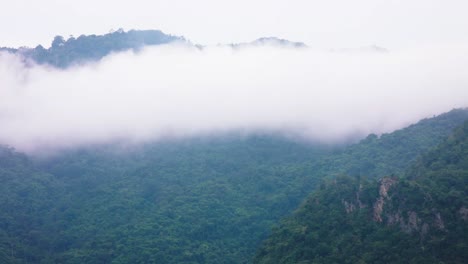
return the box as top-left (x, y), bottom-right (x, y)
top-left (0, 43), bottom-right (467, 152)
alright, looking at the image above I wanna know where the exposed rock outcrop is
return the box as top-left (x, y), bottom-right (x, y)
top-left (459, 206), bottom-right (468, 221)
top-left (434, 212), bottom-right (445, 230)
top-left (373, 177), bottom-right (397, 222)
top-left (387, 211), bottom-right (421, 234)
top-left (342, 199), bottom-right (356, 213)
top-left (356, 184), bottom-right (366, 209)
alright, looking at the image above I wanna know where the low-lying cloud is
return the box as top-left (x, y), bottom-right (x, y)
top-left (1, 43), bottom-right (467, 152)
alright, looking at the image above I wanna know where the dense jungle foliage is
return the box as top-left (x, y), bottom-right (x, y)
top-left (0, 109), bottom-right (467, 263)
top-left (254, 121), bottom-right (468, 264)
top-left (0, 135), bottom-right (332, 264)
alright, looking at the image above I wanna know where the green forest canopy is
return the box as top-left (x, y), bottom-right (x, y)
top-left (0, 109), bottom-right (467, 263)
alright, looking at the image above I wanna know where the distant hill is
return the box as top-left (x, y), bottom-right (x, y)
top-left (0, 30), bottom-right (308, 69)
top-left (0, 29), bottom-right (310, 70)
top-left (0, 29), bottom-right (184, 68)
top-left (228, 37), bottom-right (307, 49)
top-left (254, 121), bottom-right (468, 263)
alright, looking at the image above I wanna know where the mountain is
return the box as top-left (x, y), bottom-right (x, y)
top-left (0, 30), bottom-right (308, 69)
top-left (0, 109), bottom-right (466, 263)
top-left (254, 121), bottom-right (468, 264)
top-left (228, 37), bottom-right (307, 49)
top-left (0, 29), bottom-right (184, 68)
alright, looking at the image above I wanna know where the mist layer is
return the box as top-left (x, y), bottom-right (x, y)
top-left (1, 43), bottom-right (467, 151)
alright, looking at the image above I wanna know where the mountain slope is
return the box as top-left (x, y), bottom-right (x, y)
top-left (254, 121), bottom-right (468, 264)
top-left (1, 135), bottom-right (334, 263)
top-left (0, 147), bottom-right (64, 263)
top-left (0, 109), bottom-right (466, 263)
top-left (309, 108), bottom-right (468, 178)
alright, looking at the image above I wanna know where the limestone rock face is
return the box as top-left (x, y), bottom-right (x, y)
top-left (373, 177), bottom-right (397, 222)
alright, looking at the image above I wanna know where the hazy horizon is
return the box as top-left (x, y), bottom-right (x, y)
top-left (2, 0), bottom-right (468, 50)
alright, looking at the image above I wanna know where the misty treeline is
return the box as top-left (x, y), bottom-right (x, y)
top-left (0, 109), bottom-right (467, 263)
top-left (0, 29), bottom-right (183, 68)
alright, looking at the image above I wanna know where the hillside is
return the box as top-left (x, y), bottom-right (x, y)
top-left (0, 147), bottom-right (63, 263)
top-left (0, 135), bottom-right (333, 263)
top-left (308, 108), bottom-right (468, 178)
top-left (0, 109), bottom-right (466, 263)
top-left (254, 121), bottom-right (468, 264)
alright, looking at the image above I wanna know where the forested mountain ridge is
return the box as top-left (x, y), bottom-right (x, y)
top-left (0, 29), bottom-right (308, 69)
top-left (0, 109), bottom-right (467, 263)
top-left (0, 29), bottom-right (184, 68)
top-left (307, 108), bottom-right (468, 179)
top-left (254, 121), bottom-right (468, 264)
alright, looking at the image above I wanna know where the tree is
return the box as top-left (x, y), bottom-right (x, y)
top-left (51, 35), bottom-right (65, 49)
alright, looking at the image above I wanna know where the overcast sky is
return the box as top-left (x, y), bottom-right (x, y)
top-left (2, 0), bottom-right (468, 48)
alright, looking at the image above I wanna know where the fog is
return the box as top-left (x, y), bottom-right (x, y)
top-left (3, 0), bottom-right (468, 49)
top-left (1, 43), bottom-right (467, 152)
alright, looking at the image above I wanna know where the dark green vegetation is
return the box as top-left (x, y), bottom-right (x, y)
top-left (0, 135), bottom-right (332, 263)
top-left (254, 120), bottom-right (468, 264)
top-left (0, 109), bottom-right (467, 263)
top-left (0, 29), bottom-right (183, 68)
top-left (309, 109), bottom-right (468, 178)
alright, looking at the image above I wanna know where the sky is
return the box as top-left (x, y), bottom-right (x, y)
top-left (0, 0), bottom-right (468, 152)
top-left (2, 0), bottom-right (468, 49)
